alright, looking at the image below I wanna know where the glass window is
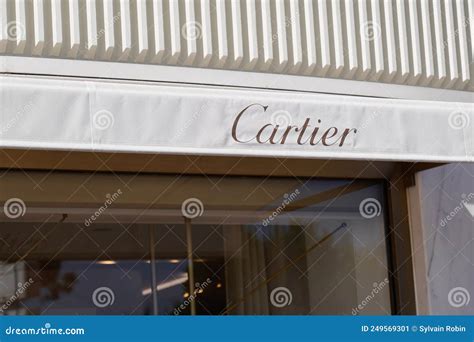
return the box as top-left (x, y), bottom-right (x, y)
top-left (0, 223), bottom-right (153, 315)
top-left (0, 174), bottom-right (392, 315)
top-left (411, 163), bottom-right (473, 314)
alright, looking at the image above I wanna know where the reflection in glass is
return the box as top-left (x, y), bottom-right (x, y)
top-left (0, 176), bottom-right (391, 315)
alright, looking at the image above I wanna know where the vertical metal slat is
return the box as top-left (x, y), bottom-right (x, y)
top-left (168, 0), bottom-right (181, 64)
top-left (289, 0), bottom-right (303, 73)
top-left (344, 0), bottom-right (358, 77)
top-left (304, 0), bottom-right (317, 75)
top-left (119, 0), bottom-right (132, 61)
top-left (432, 0), bottom-right (446, 86)
top-left (407, 0), bottom-right (422, 84)
top-left (455, 0), bottom-right (470, 86)
top-left (420, 0), bottom-right (435, 85)
top-left (275, 0), bottom-right (288, 72)
top-left (383, 0), bottom-right (397, 81)
top-left (244, 0), bottom-right (258, 70)
top-left (200, 0), bottom-right (212, 67)
top-left (358, 0), bottom-right (371, 78)
top-left (318, 0), bottom-right (331, 76)
top-left (370, 0), bottom-right (384, 80)
top-left (444, 0), bottom-right (459, 87)
top-left (136, 0), bottom-right (149, 62)
top-left (102, 0), bottom-right (115, 60)
top-left (85, 0), bottom-right (97, 58)
top-left (14, 0), bottom-right (27, 53)
top-left (152, 0), bottom-right (165, 63)
top-left (331, 0), bottom-right (344, 77)
top-left (32, 0), bottom-right (45, 55)
top-left (183, 0), bottom-right (197, 65)
top-left (230, 0), bottom-right (244, 68)
top-left (396, 0), bottom-right (409, 82)
top-left (215, 0), bottom-right (228, 67)
top-left (68, 0), bottom-right (80, 57)
top-left (51, 0), bottom-right (63, 56)
top-left (0, 0), bottom-right (7, 53)
top-left (260, 0), bottom-right (273, 71)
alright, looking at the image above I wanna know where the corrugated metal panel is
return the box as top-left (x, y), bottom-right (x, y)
top-left (0, 0), bottom-right (472, 91)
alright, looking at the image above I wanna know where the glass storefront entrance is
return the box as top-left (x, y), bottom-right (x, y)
top-left (0, 174), bottom-right (392, 315)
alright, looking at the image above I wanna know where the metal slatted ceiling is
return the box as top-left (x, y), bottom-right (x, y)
top-left (0, 0), bottom-right (472, 91)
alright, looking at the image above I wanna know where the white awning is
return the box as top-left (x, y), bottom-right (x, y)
top-left (1, 75), bottom-right (473, 162)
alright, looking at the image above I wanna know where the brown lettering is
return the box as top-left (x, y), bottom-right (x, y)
top-left (231, 103), bottom-right (268, 143)
top-left (231, 105), bottom-right (358, 148)
top-left (321, 127), bottom-right (338, 146)
top-left (336, 128), bottom-right (357, 147)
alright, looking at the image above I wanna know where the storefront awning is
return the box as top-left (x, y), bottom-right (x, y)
top-left (1, 75), bottom-right (472, 162)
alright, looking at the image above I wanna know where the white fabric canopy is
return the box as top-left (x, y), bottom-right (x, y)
top-left (1, 75), bottom-right (472, 162)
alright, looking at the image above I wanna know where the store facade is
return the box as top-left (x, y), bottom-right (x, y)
top-left (0, 0), bottom-right (473, 316)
